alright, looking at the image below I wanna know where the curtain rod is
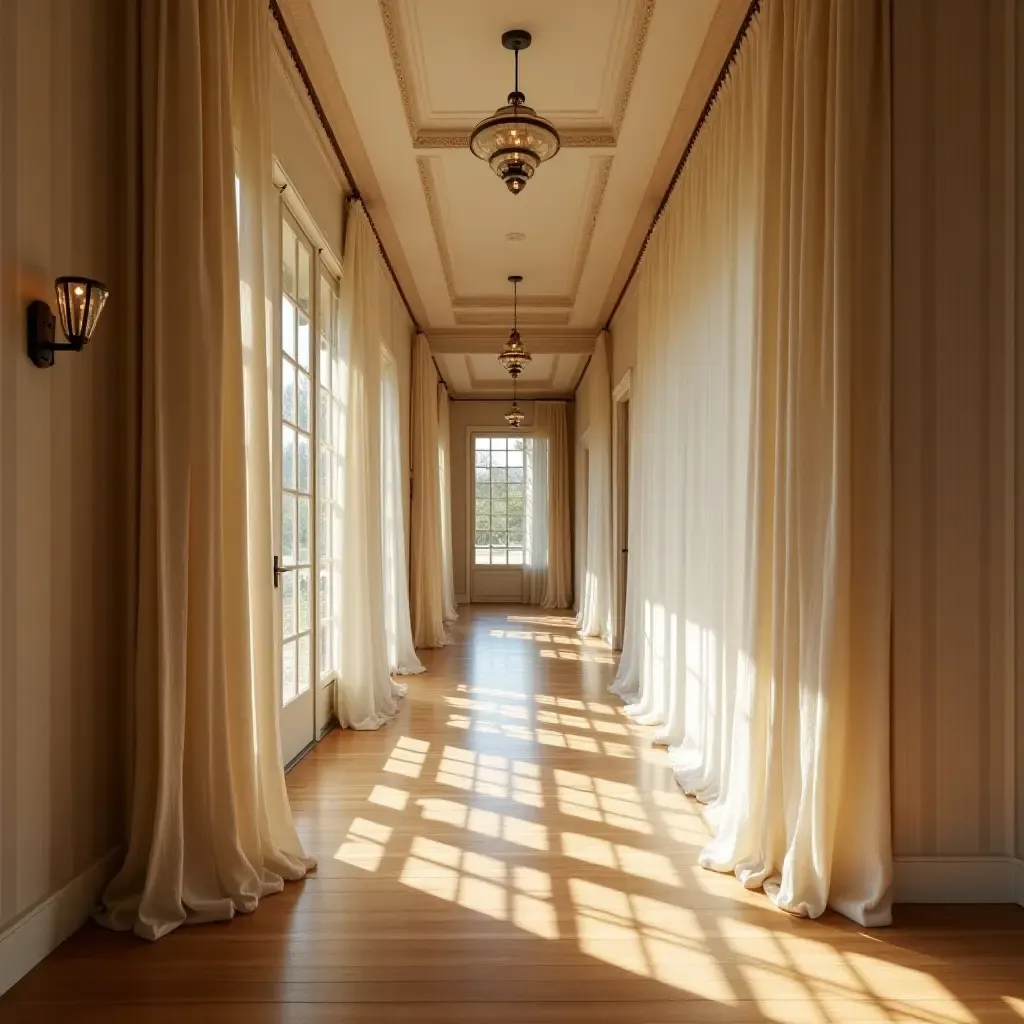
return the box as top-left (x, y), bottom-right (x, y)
top-left (269, 0), bottom-right (421, 333)
top-left (603, 0), bottom-right (761, 330)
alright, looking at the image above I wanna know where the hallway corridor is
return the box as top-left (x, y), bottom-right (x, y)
top-left (3, 608), bottom-right (1024, 1022)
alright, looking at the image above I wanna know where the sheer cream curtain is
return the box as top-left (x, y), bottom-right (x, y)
top-left (335, 201), bottom-right (406, 729)
top-left (534, 401), bottom-right (573, 609)
top-left (438, 384), bottom-right (459, 623)
top-left (409, 332), bottom-right (448, 647)
top-left (522, 435), bottom-right (549, 605)
top-left (382, 355), bottom-right (425, 675)
top-left (576, 332), bottom-right (613, 640)
top-left (100, 0), bottom-right (312, 941)
top-left (612, 0), bottom-right (891, 925)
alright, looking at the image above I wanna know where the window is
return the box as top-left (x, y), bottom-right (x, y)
top-left (317, 269), bottom-right (343, 686)
top-left (280, 212), bottom-right (315, 705)
top-left (474, 436), bottom-right (527, 565)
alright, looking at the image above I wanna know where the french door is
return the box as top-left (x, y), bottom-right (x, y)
top-left (276, 205), bottom-right (340, 767)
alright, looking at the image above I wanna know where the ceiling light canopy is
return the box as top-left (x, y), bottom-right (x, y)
top-left (498, 275), bottom-right (532, 379)
top-left (470, 30), bottom-right (560, 195)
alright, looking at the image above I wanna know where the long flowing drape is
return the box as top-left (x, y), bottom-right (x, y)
top-left (409, 333), bottom-right (448, 647)
top-left (612, 0), bottom-right (891, 925)
top-left (335, 201), bottom-right (406, 729)
top-left (382, 356), bottom-right (425, 675)
top-left (100, 0), bottom-right (312, 941)
top-left (438, 383), bottom-right (459, 623)
top-left (523, 435), bottom-right (549, 605)
top-left (535, 402), bottom-right (573, 609)
top-left (576, 332), bottom-right (613, 639)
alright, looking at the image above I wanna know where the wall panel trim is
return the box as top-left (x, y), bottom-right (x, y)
top-left (894, 855), bottom-right (1024, 906)
top-left (0, 848), bottom-right (120, 997)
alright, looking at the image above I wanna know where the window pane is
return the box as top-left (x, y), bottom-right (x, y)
top-left (509, 530), bottom-right (524, 548)
top-left (298, 314), bottom-right (311, 370)
top-left (491, 467), bottom-right (507, 484)
top-left (318, 389), bottom-right (330, 446)
top-left (282, 297), bottom-right (295, 359)
top-left (282, 221), bottom-right (297, 297)
top-left (282, 639), bottom-right (297, 704)
top-left (319, 568), bottom-right (329, 612)
top-left (475, 482), bottom-right (489, 500)
top-left (298, 568), bottom-right (311, 632)
top-left (491, 499), bottom-right (506, 516)
top-left (297, 435), bottom-right (311, 493)
top-left (492, 483), bottom-right (507, 500)
top-left (282, 426), bottom-right (296, 489)
top-left (298, 496), bottom-right (310, 563)
top-left (475, 450), bottom-right (491, 468)
top-left (298, 634), bottom-right (311, 695)
top-left (490, 437), bottom-right (507, 450)
top-left (475, 498), bottom-right (489, 515)
top-left (282, 570), bottom-right (296, 639)
top-left (298, 244), bottom-right (311, 313)
top-left (475, 516), bottom-right (489, 533)
top-left (475, 437), bottom-right (489, 450)
top-left (491, 549), bottom-right (508, 565)
top-left (475, 547), bottom-right (491, 564)
top-left (508, 515), bottom-right (524, 533)
top-left (282, 361), bottom-right (296, 424)
top-left (320, 337), bottom-right (330, 388)
top-left (475, 530), bottom-right (489, 546)
top-left (509, 437), bottom-right (524, 451)
top-left (507, 495), bottom-right (524, 514)
top-left (491, 450), bottom-right (507, 468)
top-left (282, 494), bottom-right (296, 564)
top-left (508, 467), bottom-right (524, 484)
top-left (475, 467), bottom-right (490, 484)
top-left (508, 549), bottom-right (524, 565)
top-left (298, 372), bottom-right (311, 432)
top-left (507, 450), bottom-right (524, 467)
top-left (490, 531), bottom-right (507, 548)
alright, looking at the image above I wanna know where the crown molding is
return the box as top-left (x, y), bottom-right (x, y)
top-left (379, 0), bottom-right (656, 150)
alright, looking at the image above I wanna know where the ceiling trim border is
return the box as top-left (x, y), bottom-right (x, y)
top-left (379, 0), bottom-right (656, 150)
top-left (417, 154), bottom-right (613, 312)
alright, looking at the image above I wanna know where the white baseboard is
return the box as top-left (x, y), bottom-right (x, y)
top-left (0, 847), bottom-right (120, 997)
top-left (894, 855), bottom-right (1024, 905)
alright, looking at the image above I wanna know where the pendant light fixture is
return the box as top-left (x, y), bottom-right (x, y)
top-left (470, 30), bottom-right (560, 195)
top-left (505, 376), bottom-right (525, 429)
top-left (498, 274), bottom-right (532, 378)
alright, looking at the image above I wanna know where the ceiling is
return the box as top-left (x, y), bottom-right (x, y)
top-left (278, 0), bottom-right (744, 396)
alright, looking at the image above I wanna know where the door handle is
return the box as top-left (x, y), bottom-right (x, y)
top-left (273, 555), bottom-right (297, 588)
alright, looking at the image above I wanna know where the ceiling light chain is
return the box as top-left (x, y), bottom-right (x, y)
top-left (469, 30), bottom-right (560, 195)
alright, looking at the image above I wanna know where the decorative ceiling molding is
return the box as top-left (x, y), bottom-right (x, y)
top-left (417, 154), bottom-right (613, 312)
top-left (568, 156), bottom-right (614, 300)
top-left (380, 0), bottom-right (655, 150)
top-left (465, 354), bottom-right (560, 392)
top-left (454, 309), bottom-right (573, 327)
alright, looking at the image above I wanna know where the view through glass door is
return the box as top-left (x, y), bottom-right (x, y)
top-left (276, 208), bottom-right (317, 766)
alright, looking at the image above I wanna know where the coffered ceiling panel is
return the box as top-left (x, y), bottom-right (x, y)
top-left (292, 0), bottom-right (726, 395)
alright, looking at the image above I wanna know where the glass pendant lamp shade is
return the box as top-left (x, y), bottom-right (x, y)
top-left (470, 30), bottom-right (560, 195)
top-left (504, 399), bottom-right (525, 429)
top-left (498, 274), bottom-right (532, 379)
top-left (55, 276), bottom-right (109, 344)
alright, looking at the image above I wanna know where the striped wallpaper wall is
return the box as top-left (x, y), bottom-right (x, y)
top-left (891, 0), bottom-right (1021, 860)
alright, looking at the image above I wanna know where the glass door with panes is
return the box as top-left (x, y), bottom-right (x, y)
top-left (471, 434), bottom-right (527, 603)
top-left (276, 209), bottom-right (317, 766)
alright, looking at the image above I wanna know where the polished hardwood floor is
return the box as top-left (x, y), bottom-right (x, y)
top-left (3, 606), bottom-right (1024, 1022)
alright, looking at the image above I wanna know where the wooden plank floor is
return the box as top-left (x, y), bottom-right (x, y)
top-left (3, 605), bottom-right (1024, 1022)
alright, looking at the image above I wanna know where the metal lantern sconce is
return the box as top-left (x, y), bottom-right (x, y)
top-left (27, 277), bottom-right (110, 369)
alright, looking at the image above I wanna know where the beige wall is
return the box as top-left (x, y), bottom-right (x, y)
top-left (891, 0), bottom-right (1020, 862)
top-left (609, 279), bottom-right (640, 394)
top-left (0, 0), bottom-right (128, 935)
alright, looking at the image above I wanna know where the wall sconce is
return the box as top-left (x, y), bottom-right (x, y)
top-left (27, 277), bottom-right (109, 369)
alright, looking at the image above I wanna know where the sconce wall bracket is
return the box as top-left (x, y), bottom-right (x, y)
top-left (27, 300), bottom-right (83, 369)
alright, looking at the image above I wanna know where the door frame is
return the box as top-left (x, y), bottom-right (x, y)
top-left (465, 426), bottom-right (533, 604)
top-left (274, 174), bottom-right (343, 768)
top-left (611, 369), bottom-right (632, 651)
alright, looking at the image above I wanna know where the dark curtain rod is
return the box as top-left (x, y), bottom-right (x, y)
top-left (269, 0), bottom-right (421, 334)
top-left (603, 0), bottom-right (761, 329)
